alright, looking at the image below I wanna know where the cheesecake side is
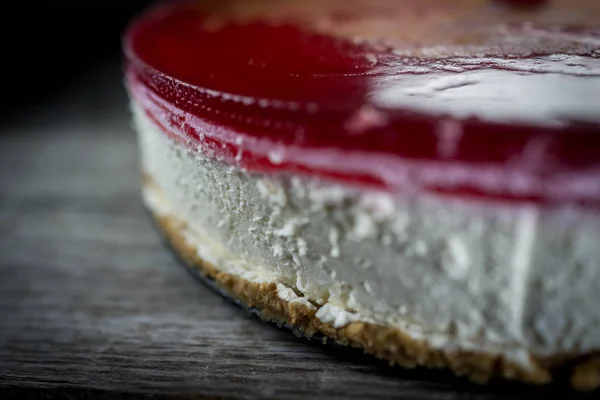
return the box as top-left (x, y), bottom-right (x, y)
top-left (124, 0), bottom-right (600, 388)
top-left (133, 102), bottom-right (600, 387)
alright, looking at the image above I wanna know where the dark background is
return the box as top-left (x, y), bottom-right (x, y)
top-left (1, 3), bottom-right (154, 115)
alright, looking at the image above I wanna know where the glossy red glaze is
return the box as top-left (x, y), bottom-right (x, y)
top-left (124, 2), bottom-right (600, 205)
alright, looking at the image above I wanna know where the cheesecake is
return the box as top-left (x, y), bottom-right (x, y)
top-left (124, 0), bottom-right (600, 389)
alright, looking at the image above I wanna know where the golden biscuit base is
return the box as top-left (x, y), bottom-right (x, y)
top-left (143, 178), bottom-right (600, 391)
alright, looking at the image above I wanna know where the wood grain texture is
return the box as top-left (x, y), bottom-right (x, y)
top-left (0, 61), bottom-right (592, 400)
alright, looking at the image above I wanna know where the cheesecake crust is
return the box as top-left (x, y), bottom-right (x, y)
top-left (143, 178), bottom-right (600, 391)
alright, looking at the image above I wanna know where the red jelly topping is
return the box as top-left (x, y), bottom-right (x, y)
top-left (124, 1), bottom-right (600, 206)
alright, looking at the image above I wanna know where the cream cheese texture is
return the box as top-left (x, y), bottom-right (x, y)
top-left (134, 104), bottom-right (600, 365)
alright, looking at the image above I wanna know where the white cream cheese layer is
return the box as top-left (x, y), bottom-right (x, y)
top-left (134, 104), bottom-right (600, 365)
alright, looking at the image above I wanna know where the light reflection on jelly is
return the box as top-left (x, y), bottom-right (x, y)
top-left (372, 56), bottom-right (600, 127)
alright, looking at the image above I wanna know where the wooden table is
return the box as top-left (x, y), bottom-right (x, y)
top-left (0, 61), bottom-right (590, 400)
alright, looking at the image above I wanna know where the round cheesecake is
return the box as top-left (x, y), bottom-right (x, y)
top-left (124, 0), bottom-right (600, 389)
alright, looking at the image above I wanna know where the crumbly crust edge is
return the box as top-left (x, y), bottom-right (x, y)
top-left (143, 179), bottom-right (600, 391)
